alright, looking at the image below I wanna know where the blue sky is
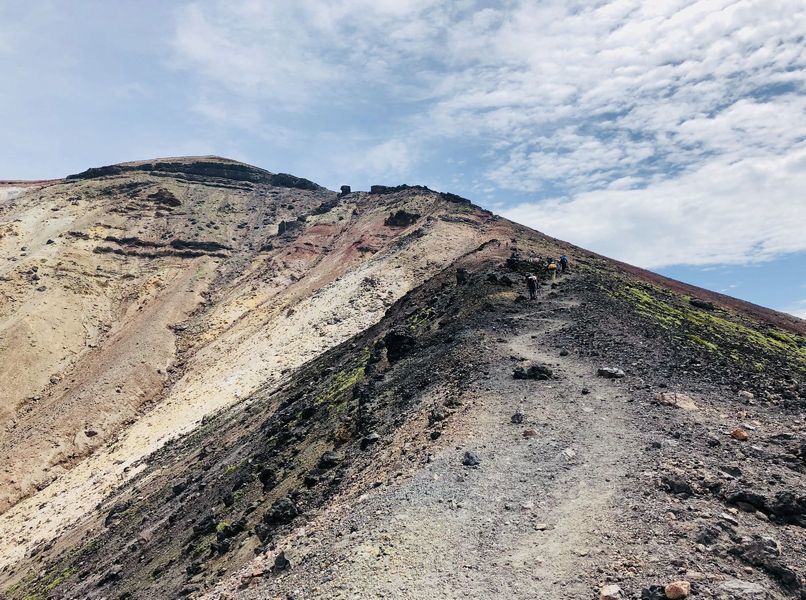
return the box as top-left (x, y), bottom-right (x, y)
top-left (1, 0), bottom-right (804, 318)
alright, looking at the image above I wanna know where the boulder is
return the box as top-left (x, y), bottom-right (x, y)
top-left (384, 210), bottom-right (420, 227)
top-left (664, 580), bottom-right (690, 598)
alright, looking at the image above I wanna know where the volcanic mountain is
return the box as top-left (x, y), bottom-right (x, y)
top-left (0, 156), bottom-right (803, 599)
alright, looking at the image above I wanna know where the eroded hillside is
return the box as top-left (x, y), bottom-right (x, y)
top-left (0, 158), bottom-right (804, 599)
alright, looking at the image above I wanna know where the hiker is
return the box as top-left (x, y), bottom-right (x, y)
top-left (526, 273), bottom-right (538, 300)
top-left (559, 255), bottom-right (569, 274)
top-left (547, 259), bottom-right (558, 282)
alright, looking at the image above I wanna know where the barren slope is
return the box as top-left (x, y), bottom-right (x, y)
top-left (0, 158), bottom-right (804, 599)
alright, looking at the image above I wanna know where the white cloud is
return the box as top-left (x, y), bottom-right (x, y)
top-left (500, 143), bottom-right (806, 268)
top-left (171, 0), bottom-right (806, 268)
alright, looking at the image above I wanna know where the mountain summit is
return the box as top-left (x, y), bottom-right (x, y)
top-left (0, 157), bottom-right (803, 599)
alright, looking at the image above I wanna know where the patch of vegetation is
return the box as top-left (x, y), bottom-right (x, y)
top-left (216, 520), bottom-right (231, 533)
top-left (618, 284), bottom-right (806, 370)
top-left (314, 349), bottom-right (370, 409)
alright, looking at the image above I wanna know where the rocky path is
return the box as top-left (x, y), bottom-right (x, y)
top-left (231, 276), bottom-right (648, 599)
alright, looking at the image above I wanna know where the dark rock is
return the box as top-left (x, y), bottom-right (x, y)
top-left (263, 496), bottom-right (299, 526)
top-left (258, 468), bottom-right (277, 490)
top-left (340, 185), bottom-right (351, 195)
top-left (767, 490), bottom-right (806, 521)
top-left (193, 514), bottom-right (218, 536)
top-left (360, 433), bottom-right (381, 450)
top-left (384, 210), bottom-right (420, 228)
top-left (689, 298), bottom-right (716, 311)
top-left (731, 535), bottom-right (800, 589)
top-left (384, 330), bottom-right (416, 363)
top-left (559, 349), bottom-right (569, 356)
top-left (273, 551), bottom-right (291, 572)
top-left (278, 220), bottom-right (303, 235)
top-left (462, 451), bottom-right (481, 466)
top-left (661, 474), bottom-right (694, 497)
top-left (695, 525), bottom-right (721, 545)
top-left (511, 409), bottom-right (524, 424)
top-left (147, 188), bottom-right (181, 207)
top-left (456, 268), bottom-right (469, 285)
top-left (318, 451), bottom-right (345, 469)
top-left (640, 585), bottom-right (666, 600)
top-left (597, 367), bottom-right (625, 379)
top-left (96, 564), bottom-right (123, 586)
top-left (430, 431), bottom-right (441, 440)
top-left (513, 364), bottom-right (553, 380)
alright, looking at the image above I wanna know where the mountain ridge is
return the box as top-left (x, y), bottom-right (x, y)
top-left (0, 157), bottom-right (803, 599)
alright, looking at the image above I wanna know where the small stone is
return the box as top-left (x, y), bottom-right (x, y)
top-left (597, 367), bottom-right (625, 379)
top-left (600, 583), bottom-right (625, 600)
top-left (656, 392), bottom-right (698, 411)
top-left (272, 551), bottom-right (291, 572)
top-left (581, 387), bottom-right (590, 395)
top-left (664, 580), bottom-right (690, 599)
top-left (737, 390), bottom-right (755, 400)
top-left (534, 522), bottom-right (548, 531)
top-left (462, 451), bottom-right (480, 466)
top-left (731, 428), bottom-right (749, 441)
top-left (522, 429), bottom-right (537, 438)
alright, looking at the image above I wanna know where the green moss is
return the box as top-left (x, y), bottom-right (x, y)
top-left (224, 463), bottom-right (237, 475)
top-left (314, 349), bottom-right (370, 408)
top-left (618, 284), bottom-right (806, 371)
top-left (687, 334), bottom-right (718, 351)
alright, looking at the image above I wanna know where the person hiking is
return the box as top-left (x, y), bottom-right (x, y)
top-left (547, 259), bottom-right (558, 282)
top-left (559, 255), bottom-right (569, 274)
top-left (526, 273), bottom-right (538, 300)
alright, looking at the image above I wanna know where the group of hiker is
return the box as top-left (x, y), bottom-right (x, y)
top-left (526, 255), bottom-right (569, 300)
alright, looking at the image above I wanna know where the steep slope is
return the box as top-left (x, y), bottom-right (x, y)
top-left (0, 158), bottom-right (804, 599)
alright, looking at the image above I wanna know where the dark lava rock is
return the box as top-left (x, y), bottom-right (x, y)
top-left (273, 551), bottom-right (291, 572)
top-left (661, 474), bottom-right (694, 497)
top-left (511, 409), bottom-right (524, 424)
top-left (193, 514), bottom-right (218, 536)
top-left (768, 490), bottom-right (806, 523)
top-left (258, 467), bottom-right (277, 490)
top-left (695, 525), bottom-right (722, 545)
top-left (384, 210), bottom-right (420, 227)
top-left (384, 330), bottom-right (416, 363)
top-left (430, 431), bottom-right (441, 440)
top-left (640, 585), bottom-right (666, 600)
top-left (689, 298), bottom-right (716, 311)
top-left (462, 451), bottom-right (481, 466)
top-left (96, 564), bottom-right (123, 587)
top-left (318, 451), bottom-right (345, 469)
top-left (456, 268), bottom-right (469, 285)
top-left (278, 220), bottom-right (303, 235)
top-left (731, 535), bottom-right (801, 589)
top-left (263, 496), bottom-right (299, 526)
top-left (147, 188), bottom-right (181, 207)
top-left (513, 364), bottom-right (553, 380)
top-left (597, 367), bottom-right (625, 379)
top-left (360, 432), bottom-right (381, 450)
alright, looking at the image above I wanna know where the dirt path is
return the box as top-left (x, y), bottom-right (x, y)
top-left (233, 276), bottom-right (645, 599)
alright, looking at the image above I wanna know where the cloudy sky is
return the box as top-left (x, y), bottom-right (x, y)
top-left (1, 0), bottom-right (804, 317)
